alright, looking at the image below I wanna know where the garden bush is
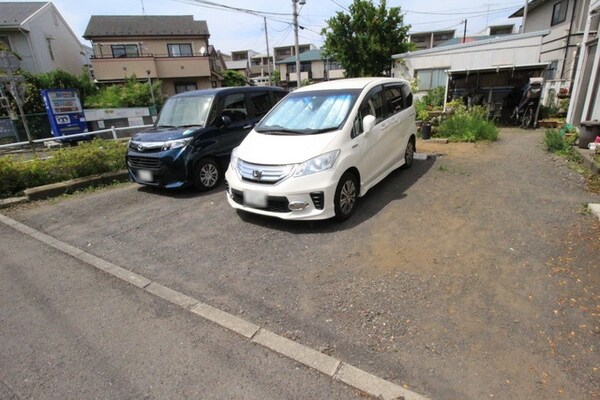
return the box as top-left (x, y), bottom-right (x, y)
top-left (0, 139), bottom-right (126, 198)
top-left (436, 106), bottom-right (499, 142)
top-left (544, 128), bottom-right (577, 155)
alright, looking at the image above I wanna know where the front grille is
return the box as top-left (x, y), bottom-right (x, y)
top-left (237, 160), bottom-right (293, 184)
top-left (128, 156), bottom-right (162, 170)
top-left (310, 192), bottom-right (324, 210)
top-left (231, 189), bottom-right (290, 213)
top-left (129, 141), bottom-right (163, 153)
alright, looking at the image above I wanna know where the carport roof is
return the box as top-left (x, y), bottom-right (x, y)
top-left (447, 62), bottom-right (549, 75)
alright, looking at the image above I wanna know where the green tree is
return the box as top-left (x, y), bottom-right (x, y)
top-left (271, 69), bottom-right (281, 86)
top-left (223, 70), bottom-right (247, 87)
top-left (321, 0), bottom-right (410, 77)
top-left (84, 75), bottom-right (162, 108)
top-left (19, 69), bottom-right (98, 114)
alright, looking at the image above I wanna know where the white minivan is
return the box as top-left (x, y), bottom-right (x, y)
top-left (225, 77), bottom-right (416, 221)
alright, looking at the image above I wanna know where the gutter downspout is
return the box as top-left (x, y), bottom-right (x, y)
top-left (18, 27), bottom-right (41, 73)
top-left (561, 0), bottom-right (578, 80)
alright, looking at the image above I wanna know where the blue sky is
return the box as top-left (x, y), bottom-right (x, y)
top-left (21, 0), bottom-right (525, 54)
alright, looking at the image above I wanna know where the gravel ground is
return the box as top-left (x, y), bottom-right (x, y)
top-left (5, 128), bottom-right (600, 399)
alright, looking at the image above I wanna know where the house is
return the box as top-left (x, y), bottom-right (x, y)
top-left (509, 0), bottom-right (590, 104)
top-left (408, 30), bottom-right (456, 50)
top-left (273, 43), bottom-right (316, 62)
top-left (567, 0), bottom-right (600, 124)
top-left (83, 15), bottom-right (224, 97)
top-left (0, 1), bottom-right (87, 75)
top-left (276, 49), bottom-right (345, 89)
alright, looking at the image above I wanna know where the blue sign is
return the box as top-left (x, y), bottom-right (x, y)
top-left (41, 89), bottom-right (88, 141)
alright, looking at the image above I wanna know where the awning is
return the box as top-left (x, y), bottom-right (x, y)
top-left (447, 63), bottom-right (549, 76)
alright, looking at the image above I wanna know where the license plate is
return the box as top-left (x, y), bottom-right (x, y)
top-left (138, 169), bottom-right (153, 182)
top-left (243, 190), bottom-right (267, 208)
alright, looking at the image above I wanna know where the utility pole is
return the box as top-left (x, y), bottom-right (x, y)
top-left (292, 0), bottom-right (302, 89)
top-left (264, 17), bottom-right (272, 86)
top-left (462, 19), bottom-right (468, 43)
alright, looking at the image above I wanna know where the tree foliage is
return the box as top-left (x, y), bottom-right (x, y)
top-left (84, 75), bottom-right (162, 108)
top-left (321, 0), bottom-right (410, 77)
top-left (6, 69), bottom-right (98, 114)
top-left (223, 70), bottom-right (247, 87)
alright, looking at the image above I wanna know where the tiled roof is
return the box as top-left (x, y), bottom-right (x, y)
top-left (0, 2), bottom-right (48, 27)
top-left (83, 15), bottom-right (209, 38)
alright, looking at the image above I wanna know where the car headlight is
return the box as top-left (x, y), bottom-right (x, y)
top-left (230, 147), bottom-right (239, 170)
top-left (293, 150), bottom-right (340, 177)
top-left (161, 138), bottom-right (191, 151)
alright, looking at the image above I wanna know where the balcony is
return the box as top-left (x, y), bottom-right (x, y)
top-left (91, 55), bottom-right (211, 81)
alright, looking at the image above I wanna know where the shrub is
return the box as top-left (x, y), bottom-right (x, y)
top-left (544, 128), bottom-right (577, 155)
top-left (436, 106), bottom-right (499, 142)
top-left (0, 139), bottom-right (126, 198)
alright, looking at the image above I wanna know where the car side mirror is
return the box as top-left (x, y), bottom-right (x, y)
top-left (219, 115), bottom-right (232, 128)
top-left (363, 115), bottom-right (376, 134)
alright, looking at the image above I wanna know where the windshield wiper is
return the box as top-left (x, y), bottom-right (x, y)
top-left (256, 125), bottom-right (308, 135)
top-left (178, 124), bottom-right (203, 128)
top-left (156, 124), bottom-right (176, 128)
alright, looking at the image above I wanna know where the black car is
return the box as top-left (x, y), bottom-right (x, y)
top-left (126, 86), bottom-right (287, 191)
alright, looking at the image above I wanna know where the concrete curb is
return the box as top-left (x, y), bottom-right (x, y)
top-left (0, 197), bottom-right (28, 210)
top-left (589, 203), bottom-right (600, 221)
top-left (0, 213), bottom-right (430, 400)
top-left (574, 147), bottom-right (600, 174)
top-left (24, 170), bottom-right (130, 201)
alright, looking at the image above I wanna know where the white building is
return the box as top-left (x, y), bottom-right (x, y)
top-left (0, 2), bottom-right (87, 75)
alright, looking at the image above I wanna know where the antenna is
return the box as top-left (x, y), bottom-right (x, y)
top-left (141, 0), bottom-right (146, 15)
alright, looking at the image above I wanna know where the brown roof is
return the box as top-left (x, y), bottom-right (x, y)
top-left (83, 15), bottom-right (209, 38)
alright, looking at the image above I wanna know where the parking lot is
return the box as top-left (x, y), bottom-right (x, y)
top-left (3, 128), bottom-right (599, 399)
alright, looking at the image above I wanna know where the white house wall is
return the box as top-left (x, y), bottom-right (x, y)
top-left (21, 3), bottom-right (86, 75)
top-left (394, 33), bottom-right (545, 79)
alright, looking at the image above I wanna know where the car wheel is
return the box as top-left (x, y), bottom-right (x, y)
top-left (334, 172), bottom-right (358, 221)
top-left (193, 158), bottom-right (221, 191)
top-left (403, 137), bottom-right (415, 169)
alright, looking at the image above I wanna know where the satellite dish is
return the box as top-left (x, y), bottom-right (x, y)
top-left (200, 46), bottom-right (206, 56)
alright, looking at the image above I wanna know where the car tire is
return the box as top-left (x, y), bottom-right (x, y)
top-left (334, 172), bottom-right (359, 221)
top-left (403, 137), bottom-right (415, 169)
top-left (193, 158), bottom-right (221, 191)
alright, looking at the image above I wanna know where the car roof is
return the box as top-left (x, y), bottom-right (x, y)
top-left (172, 85), bottom-right (286, 98)
top-left (293, 77), bottom-right (410, 93)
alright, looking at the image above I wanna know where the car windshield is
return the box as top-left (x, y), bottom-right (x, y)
top-left (256, 90), bottom-right (359, 134)
top-left (156, 95), bottom-right (213, 128)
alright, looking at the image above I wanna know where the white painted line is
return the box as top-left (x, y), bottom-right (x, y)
top-left (145, 282), bottom-right (199, 309)
top-left (190, 303), bottom-right (260, 339)
top-left (252, 328), bottom-right (341, 377)
top-left (336, 363), bottom-right (430, 400)
top-left (0, 213), bottom-right (431, 400)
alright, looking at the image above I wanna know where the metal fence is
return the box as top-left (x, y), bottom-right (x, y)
top-left (0, 124), bottom-right (153, 152)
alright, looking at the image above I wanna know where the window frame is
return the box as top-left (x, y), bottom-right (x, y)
top-left (111, 44), bottom-right (139, 58)
top-left (168, 43), bottom-right (193, 57)
top-left (551, 0), bottom-right (569, 26)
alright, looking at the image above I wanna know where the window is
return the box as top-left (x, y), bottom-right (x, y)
top-left (249, 92), bottom-right (272, 118)
top-left (174, 82), bottom-right (197, 94)
top-left (288, 62), bottom-right (312, 73)
top-left (111, 44), bottom-right (139, 58)
top-left (551, 0), bottom-right (568, 26)
top-left (46, 38), bottom-right (55, 61)
top-left (547, 60), bottom-right (559, 80)
top-left (327, 61), bottom-right (344, 71)
top-left (222, 93), bottom-right (248, 123)
top-left (352, 87), bottom-right (384, 137)
top-left (383, 85), bottom-right (404, 117)
top-left (416, 68), bottom-right (447, 91)
top-left (168, 43), bottom-right (193, 57)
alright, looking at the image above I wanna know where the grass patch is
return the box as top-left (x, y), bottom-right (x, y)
top-left (436, 106), bottom-right (499, 142)
top-left (0, 139), bottom-right (126, 199)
